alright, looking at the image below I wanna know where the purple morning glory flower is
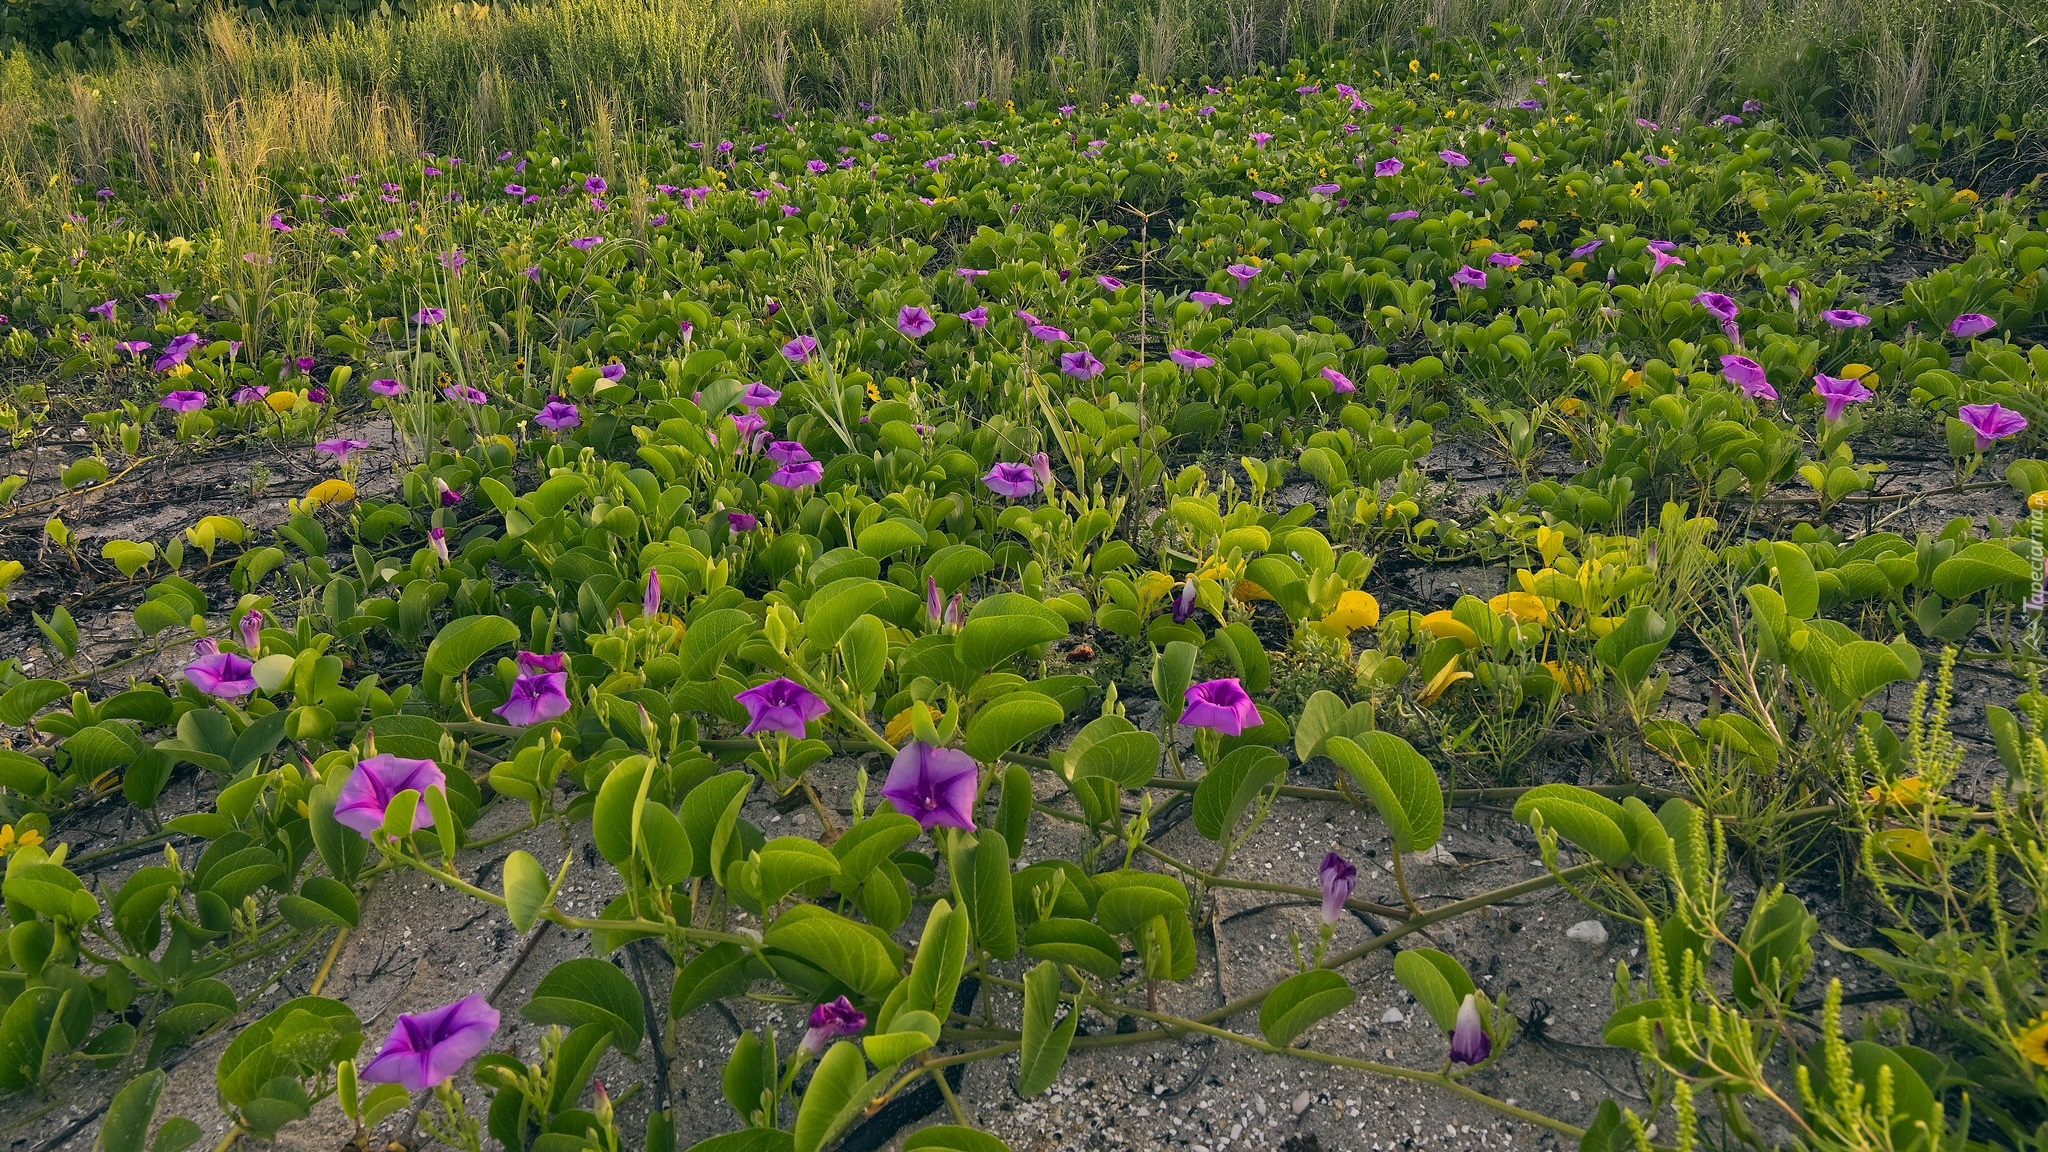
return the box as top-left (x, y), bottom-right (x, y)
top-left (427, 527), bottom-right (449, 564)
top-left (334, 754), bottom-right (447, 837)
top-left (535, 399), bottom-right (580, 430)
top-left (1251, 132), bottom-right (1273, 148)
top-left (1721, 354), bottom-right (1775, 400)
top-left (316, 438), bottom-right (369, 460)
top-left (879, 741), bottom-right (979, 832)
top-left (1309, 183), bottom-right (1340, 195)
top-left (1822, 309), bottom-right (1870, 329)
top-left (505, 184), bottom-right (525, 196)
top-left (1013, 309), bottom-right (1040, 327)
top-left (1388, 209), bottom-right (1420, 221)
top-left (643, 569), bottom-right (662, 618)
top-left (1949, 313), bottom-right (1996, 339)
top-left (1651, 249), bottom-right (1687, 275)
top-left (771, 459), bottom-right (824, 488)
top-left (1694, 292), bottom-right (1738, 323)
top-left (1190, 291), bottom-right (1232, 309)
top-left (145, 292), bottom-right (179, 312)
top-left (731, 412), bottom-right (767, 442)
top-left (957, 268), bottom-right (989, 280)
top-left (153, 332), bottom-right (203, 371)
top-left (413, 307), bottom-right (446, 325)
top-left (1060, 350), bottom-right (1104, 379)
top-left (765, 440), bottom-right (812, 465)
top-left (569, 236), bottom-right (603, 251)
top-left (89, 299), bottom-right (118, 321)
top-left (1811, 374), bottom-right (1873, 422)
top-left (443, 384), bottom-right (487, 404)
top-left (160, 390), bottom-right (206, 412)
top-left (984, 462), bottom-right (1039, 498)
top-left (233, 385), bottom-right (269, 405)
top-left (116, 340), bottom-right (152, 355)
top-left (435, 478), bottom-right (462, 507)
top-left (1451, 265), bottom-right (1488, 289)
top-left (1252, 190), bottom-right (1283, 205)
top-left (1322, 367), bottom-right (1355, 393)
top-left (1487, 253), bottom-right (1523, 268)
top-left (185, 651), bottom-right (256, 698)
top-left (370, 378), bottom-right (406, 397)
top-left (735, 677), bottom-right (830, 739)
top-left (1172, 575), bottom-right (1197, 625)
top-left (1570, 240), bottom-right (1603, 258)
top-left (1450, 995), bottom-right (1491, 1065)
top-left (1169, 349), bottom-right (1214, 369)
top-left (1438, 149), bottom-right (1469, 167)
top-left (1319, 851), bottom-right (1357, 926)
top-left (238, 609), bottom-right (263, 652)
top-left (961, 306), bottom-right (989, 329)
top-left (1096, 275), bottom-right (1125, 290)
top-left (1181, 678), bottom-right (1261, 735)
top-left (782, 335), bottom-right (819, 363)
top-left (1226, 263), bottom-right (1261, 287)
top-left (1959, 403), bottom-right (2027, 450)
top-left (584, 175), bottom-right (607, 194)
top-left (360, 993), bottom-right (501, 1092)
top-left (897, 305), bottom-right (936, 338)
top-left (497, 670), bottom-right (570, 725)
top-left (600, 363), bottom-right (626, 382)
top-left (1375, 158), bottom-right (1404, 177)
top-left (799, 997), bottom-right (867, 1054)
top-left (726, 510), bottom-right (758, 532)
top-left (739, 382), bottom-right (782, 409)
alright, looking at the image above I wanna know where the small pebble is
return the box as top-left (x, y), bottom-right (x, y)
top-left (1291, 1091), bottom-right (1313, 1117)
top-left (1381, 1006), bottom-right (1405, 1024)
top-left (1566, 919), bottom-right (1609, 945)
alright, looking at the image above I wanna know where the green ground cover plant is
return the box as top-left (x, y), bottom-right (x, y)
top-left (0, 17), bottom-right (2045, 1152)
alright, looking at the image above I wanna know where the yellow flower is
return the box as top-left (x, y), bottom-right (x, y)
top-left (1954, 189), bottom-right (1979, 204)
top-left (1736, 231), bottom-right (1751, 244)
top-left (1535, 525), bottom-right (1568, 566)
top-left (1489, 591), bottom-right (1549, 626)
top-left (1864, 776), bottom-right (1932, 807)
top-left (1621, 369), bottom-right (1644, 390)
top-left (1517, 219), bottom-right (1537, 230)
top-left (1324, 590), bottom-right (1381, 634)
top-left (2028, 491), bottom-right (2048, 511)
top-left (1409, 59), bottom-right (1420, 73)
top-left (304, 479), bottom-right (356, 507)
top-left (1557, 397), bottom-right (1586, 416)
top-left (264, 390), bottom-right (299, 412)
top-left (0, 825), bottom-right (39, 856)
top-left (2017, 1013), bottom-right (2048, 1068)
top-left (1135, 570), bottom-right (1178, 606)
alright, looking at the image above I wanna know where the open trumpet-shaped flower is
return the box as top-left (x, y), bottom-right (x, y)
top-left (781, 335), bottom-right (819, 363)
top-left (1959, 403), bottom-right (2027, 450)
top-left (1060, 350), bottom-right (1103, 380)
top-left (771, 458), bottom-right (823, 488)
top-left (1450, 265), bottom-right (1488, 289)
top-left (735, 677), bottom-right (828, 739)
top-left (497, 669), bottom-right (570, 726)
top-left (1950, 313), bottom-right (1996, 339)
top-left (897, 306), bottom-right (936, 338)
top-left (1181, 678), bottom-right (1261, 736)
top-left (185, 651), bottom-right (257, 699)
top-left (534, 399), bottom-right (580, 430)
top-left (1822, 308), bottom-right (1870, 329)
top-left (1811, 374), bottom-right (1873, 421)
top-left (1189, 291), bottom-right (1231, 309)
top-left (360, 993), bottom-right (501, 1092)
top-left (160, 390), bottom-right (207, 413)
top-left (879, 741), bottom-right (979, 832)
top-left (983, 462), bottom-right (1039, 498)
top-left (1721, 354), bottom-right (1775, 401)
top-left (334, 754), bottom-right (446, 837)
top-left (1169, 349), bottom-right (1214, 370)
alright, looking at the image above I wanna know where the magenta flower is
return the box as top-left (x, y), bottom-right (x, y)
top-left (1375, 158), bottom-right (1404, 177)
top-left (1322, 366), bottom-right (1355, 393)
top-left (799, 997), bottom-right (867, 1054)
top-left (434, 478), bottom-right (461, 506)
top-left (1030, 452), bottom-right (1053, 491)
top-left (1439, 150), bottom-right (1469, 167)
top-left (535, 399), bottom-right (580, 430)
top-left (238, 609), bottom-right (262, 653)
top-left (957, 268), bottom-right (989, 281)
top-left (413, 307), bottom-right (447, 325)
top-left (984, 462), bottom-right (1039, 498)
top-left (360, 993), bottom-right (501, 1092)
top-left (735, 677), bottom-right (829, 738)
top-left (1013, 309), bottom-right (1040, 327)
top-left (782, 335), bottom-right (819, 363)
top-left (732, 412), bottom-right (767, 442)
top-left (1173, 575), bottom-right (1197, 625)
top-left (1650, 249), bottom-right (1686, 275)
top-left (1693, 292), bottom-right (1738, 322)
top-left (443, 384), bottom-right (487, 404)
top-left (926, 577), bottom-right (944, 624)
top-left (1721, 354), bottom-right (1775, 400)
top-left (1822, 309), bottom-right (1870, 329)
top-left (739, 382), bottom-right (782, 409)
top-left (1310, 183), bottom-right (1340, 195)
top-left (1030, 324), bottom-right (1069, 342)
top-left (1251, 132), bottom-right (1273, 148)
top-left (1252, 190), bottom-right (1284, 205)
top-left (584, 175), bottom-right (607, 194)
top-left (897, 306), bottom-right (936, 338)
top-left (1487, 253), bottom-right (1523, 268)
top-left (1959, 403), bottom-right (2027, 450)
top-left (316, 438), bottom-right (369, 460)
top-left (1096, 276), bottom-right (1125, 290)
top-left (1950, 313), bottom-right (1996, 339)
top-left (1571, 239), bottom-right (1603, 258)
top-left (160, 390), bottom-right (207, 413)
top-left (370, 378), bottom-right (406, 397)
top-left (497, 668), bottom-right (570, 726)
top-left (1450, 994), bottom-right (1491, 1065)
top-left (145, 292), bottom-right (179, 312)
top-left (1190, 291), bottom-right (1232, 308)
top-left (1389, 209), bottom-right (1420, 221)
top-left (1060, 350), bottom-right (1104, 379)
top-left (334, 754), bottom-right (446, 837)
top-left (771, 459), bottom-right (824, 488)
top-left (643, 569), bottom-right (662, 618)
top-left (235, 385), bottom-right (270, 407)
top-left (184, 651), bottom-right (256, 699)
top-left (600, 364), bottom-right (625, 382)
top-left (1318, 851), bottom-right (1357, 926)
top-left (1169, 349), bottom-right (1214, 369)
top-left (1181, 678), bottom-right (1261, 735)
top-left (765, 440), bottom-right (812, 465)
top-left (428, 526), bottom-right (449, 564)
top-left (153, 332), bottom-right (203, 371)
top-left (116, 339), bottom-right (152, 355)
top-left (1450, 265), bottom-right (1488, 289)
top-left (517, 651), bottom-right (565, 675)
top-left (726, 510), bottom-right (758, 532)
top-left (1226, 264), bottom-right (1260, 287)
top-left (961, 306), bottom-right (989, 329)
top-left (1811, 374), bottom-right (1873, 422)
top-left (879, 741), bottom-right (979, 832)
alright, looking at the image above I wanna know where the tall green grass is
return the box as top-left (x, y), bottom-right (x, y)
top-left (0, 0), bottom-right (2043, 206)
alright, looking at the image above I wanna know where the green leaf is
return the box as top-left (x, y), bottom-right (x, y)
top-left (756, 838), bottom-right (841, 907)
top-left (1152, 641), bottom-right (1198, 723)
top-left (903, 1126), bottom-right (1012, 1152)
top-left (1579, 1099), bottom-right (1629, 1152)
top-left (836, 615), bottom-right (889, 696)
top-left (522, 958), bottom-right (645, 1051)
top-left (671, 942), bottom-right (763, 1020)
top-left (764, 906), bottom-right (904, 1002)
top-left (1769, 542), bottom-right (1818, 620)
top-left (1259, 969), bottom-right (1357, 1047)
top-left (956, 605), bottom-right (1068, 672)
top-left (1071, 729), bottom-right (1161, 789)
top-left (684, 1133), bottom-right (793, 1152)
top-left (967, 831), bottom-right (1016, 961)
top-left (1022, 918), bottom-right (1122, 980)
top-left (1931, 541), bottom-right (2032, 599)
top-left (1324, 732), bottom-right (1443, 853)
top-left (829, 812), bottom-right (919, 886)
top-left (1208, 622), bottom-right (1270, 694)
top-left (101, 1070), bottom-right (166, 1152)
top-left (1511, 785), bottom-right (1634, 866)
top-left (503, 850), bottom-right (550, 933)
top-left (1733, 887), bottom-right (1815, 1010)
top-left (1392, 948), bottom-right (1475, 1031)
top-left (791, 1041), bottom-right (886, 1152)
top-left (1094, 872), bottom-right (1189, 936)
top-left (1017, 961), bottom-right (1079, 1097)
top-left (423, 615), bottom-right (520, 677)
top-left (902, 899), bottom-right (969, 1020)
top-left (963, 693), bottom-right (1064, 762)
top-left (1590, 605), bottom-right (1673, 691)
top-left (0, 679), bottom-right (69, 727)
top-left (1193, 746), bottom-right (1285, 842)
